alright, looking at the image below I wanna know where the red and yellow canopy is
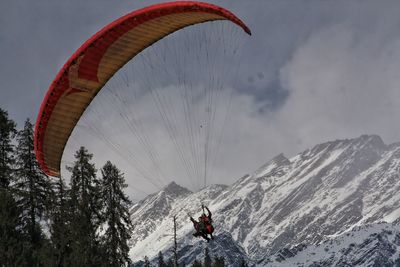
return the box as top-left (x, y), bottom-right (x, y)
top-left (34, 1), bottom-right (251, 177)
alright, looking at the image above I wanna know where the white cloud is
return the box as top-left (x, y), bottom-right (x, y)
top-left (63, 84), bottom-right (279, 200)
top-left (62, 18), bottom-right (400, 200)
top-left (277, 21), bottom-right (400, 153)
top-left (32, 1), bottom-right (400, 201)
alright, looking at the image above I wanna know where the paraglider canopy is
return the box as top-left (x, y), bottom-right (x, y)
top-left (34, 1), bottom-right (251, 177)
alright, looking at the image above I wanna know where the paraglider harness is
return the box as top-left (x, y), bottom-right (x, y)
top-left (190, 205), bottom-right (214, 242)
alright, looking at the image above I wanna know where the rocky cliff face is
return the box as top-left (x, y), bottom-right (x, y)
top-left (264, 223), bottom-right (400, 266)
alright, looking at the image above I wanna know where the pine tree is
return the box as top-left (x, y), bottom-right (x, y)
top-left (239, 258), bottom-right (248, 267)
top-left (100, 161), bottom-right (133, 266)
top-left (204, 247), bottom-right (212, 267)
top-left (67, 146), bottom-right (103, 266)
top-left (212, 256), bottom-right (225, 267)
top-left (0, 189), bottom-right (25, 266)
top-left (166, 257), bottom-right (174, 267)
top-left (395, 257), bottom-right (400, 267)
top-left (191, 259), bottom-right (203, 267)
top-left (0, 108), bottom-right (16, 189)
top-left (144, 255), bottom-right (151, 267)
top-left (0, 109), bottom-right (23, 265)
top-left (14, 118), bottom-right (52, 266)
top-left (158, 251), bottom-right (166, 267)
top-left (49, 176), bottom-right (72, 266)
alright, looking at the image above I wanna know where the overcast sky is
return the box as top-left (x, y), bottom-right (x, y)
top-left (2, 0), bottom-right (400, 200)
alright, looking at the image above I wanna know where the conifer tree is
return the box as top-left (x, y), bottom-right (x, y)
top-left (158, 251), bottom-right (166, 267)
top-left (0, 108), bottom-right (16, 189)
top-left (166, 257), bottom-right (174, 267)
top-left (204, 247), bottom-right (212, 267)
top-left (239, 258), bottom-right (248, 267)
top-left (144, 256), bottom-right (151, 267)
top-left (100, 161), bottom-right (133, 266)
top-left (191, 259), bottom-right (203, 267)
top-left (67, 146), bottom-right (103, 266)
top-left (14, 118), bottom-right (52, 265)
top-left (49, 176), bottom-right (72, 266)
top-left (0, 108), bottom-right (22, 265)
top-left (213, 256), bottom-right (225, 267)
top-left (212, 256), bottom-right (225, 267)
top-left (0, 189), bottom-right (25, 266)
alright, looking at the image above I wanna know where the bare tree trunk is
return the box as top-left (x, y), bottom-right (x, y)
top-left (173, 216), bottom-right (178, 267)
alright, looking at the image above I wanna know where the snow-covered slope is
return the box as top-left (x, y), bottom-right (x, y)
top-left (265, 223), bottom-right (400, 266)
top-left (129, 135), bottom-right (400, 265)
top-left (129, 181), bottom-right (192, 250)
top-left (134, 232), bottom-right (248, 267)
top-left (129, 182), bottom-right (232, 264)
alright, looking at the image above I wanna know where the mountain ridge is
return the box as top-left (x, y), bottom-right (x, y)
top-left (129, 134), bottom-right (400, 265)
top-left (265, 222), bottom-right (400, 266)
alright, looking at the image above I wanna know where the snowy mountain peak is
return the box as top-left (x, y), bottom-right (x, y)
top-left (358, 134), bottom-right (385, 144)
top-left (309, 134), bottom-right (386, 154)
top-left (162, 181), bottom-right (192, 199)
top-left (253, 153), bottom-right (290, 179)
top-left (271, 153), bottom-right (290, 164)
top-left (129, 135), bottom-right (400, 265)
top-left (349, 134), bottom-right (386, 152)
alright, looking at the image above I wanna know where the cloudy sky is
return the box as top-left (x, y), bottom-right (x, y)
top-left (2, 0), bottom-right (400, 200)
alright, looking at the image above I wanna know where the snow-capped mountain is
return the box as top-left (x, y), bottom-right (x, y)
top-left (133, 232), bottom-right (248, 267)
top-left (129, 181), bottom-right (192, 249)
top-left (129, 182), bottom-right (236, 265)
top-left (129, 135), bottom-right (400, 265)
top-left (265, 223), bottom-right (400, 266)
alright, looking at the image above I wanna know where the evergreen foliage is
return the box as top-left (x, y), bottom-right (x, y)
top-left (191, 259), bottom-right (203, 267)
top-left (0, 189), bottom-right (24, 266)
top-left (0, 108), bottom-right (22, 265)
top-left (166, 257), bottom-right (174, 267)
top-left (0, 108), bottom-right (16, 189)
top-left (158, 251), bottom-right (166, 267)
top-left (14, 118), bottom-right (52, 266)
top-left (212, 256), bottom-right (225, 267)
top-left (48, 176), bottom-right (72, 266)
top-left (0, 109), bottom-right (138, 266)
top-left (144, 255), bottom-right (151, 267)
top-left (67, 146), bottom-right (103, 266)
top-left (204, 247), bottom-right (212, 267)
top-left (100, 161), bottom-right (133, 266)
top-left (239, 258), bottom-right (248, 267)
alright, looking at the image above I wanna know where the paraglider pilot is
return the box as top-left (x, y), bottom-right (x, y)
top-left (190, 205), bottom-right (214, 242)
